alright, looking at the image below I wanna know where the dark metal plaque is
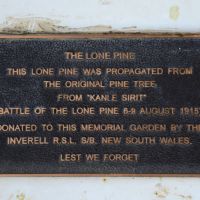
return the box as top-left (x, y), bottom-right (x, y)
top-left (0, 34), bottom-right (200, 175)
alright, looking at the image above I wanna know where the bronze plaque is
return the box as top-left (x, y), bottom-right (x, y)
top-left (0, 34), bottom-right (199, 176)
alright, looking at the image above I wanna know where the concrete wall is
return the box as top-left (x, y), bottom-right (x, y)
top-left (0, 0), bottom-right (199, 33)
top-left (0, 0), bottom-right (199, 200)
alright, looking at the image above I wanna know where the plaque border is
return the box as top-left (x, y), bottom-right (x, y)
top-left (0, 33), bottom-right (199, 177)
top-left (0, 33), bottom-right (200, 39)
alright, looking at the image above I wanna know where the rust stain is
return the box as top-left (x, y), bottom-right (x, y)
top-left (15, 192), bottom-right (31, 200)
top-left (169, 5), bottom-right (180, 21)
top-left (154, 182), bottom-right (193, 200)
top-left (154, 183), bottom-right (169, 198)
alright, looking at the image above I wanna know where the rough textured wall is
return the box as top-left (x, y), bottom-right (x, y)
top-left (0, 1), bottom-right (199, 200)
